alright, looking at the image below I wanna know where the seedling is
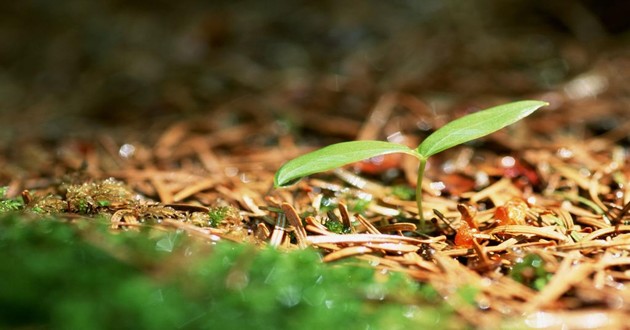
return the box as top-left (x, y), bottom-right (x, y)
top-left (274, 100), bottom-right (548, 225)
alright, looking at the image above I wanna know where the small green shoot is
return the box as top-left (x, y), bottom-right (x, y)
top-left (510, 253), bottom-right (552, 291)
top-left (0, 187), bottom-right (24, 213)
top-left (274, 100), bottom-right (548, 226)
top-left (324, 219), bottom-right (350, 234)
top-left (208, 206), bottom-right (233, 227)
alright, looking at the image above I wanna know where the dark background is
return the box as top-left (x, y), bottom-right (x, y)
top-left (0, 0), bottom-right (628, 142)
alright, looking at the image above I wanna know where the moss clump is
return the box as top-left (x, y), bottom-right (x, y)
top-left (208, 205), bottom-right (240, 228)
top-left (30, 194), bottom-right (67, 214)
top-left (64, 178), bottom-right (135, 214)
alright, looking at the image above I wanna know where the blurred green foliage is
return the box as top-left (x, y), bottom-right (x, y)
top-left (391, 184), bottom-right (416, 201)
top-left (0, 214), bottom-right (456, 329)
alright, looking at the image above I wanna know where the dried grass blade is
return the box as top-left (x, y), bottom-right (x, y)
top-left (270, 214), bottom-right (287, 247)
top-left (338, 202), bottom-right (355, 233)
top-left (363, 242), bottom-right (419, 253)
top-left (493, 276), bottom-right (537, 302)
top-left (305, 224), bottom-right (334, 236)
top-left (110, 209), bottom-right (127, 229)
top-left (307, 233), bottom-right (433, 245)
top-left (164, 204), bottom-right (210, 213)
top-left (612, 199), bottom-right (630, 226)
top-left (400, 253), bottom-right (441, 273)
top-left (552, 162), bottom-right (609, 194)
top-left (155, 122), bottom-right (189, 159)
top-left (241, 194), bottom-right (266, 216)
top-left (150, 176), bottom-right (173, 204)
top-left (367, 204), bottom-right (400, 217)
top-left (322, 246), bottom-right (373, 262)
top-left (355, 214), bottom-right (381, 234)
top-left (356, 93), bottom-right (397, 140)
top-left (305, 216), bottom-right (331, 233)
top-left (160, 219), bottom-right (235, 242)
top-left (495, 237), bottom-right (519, 250)
top-left (523, 253), bottom-right (595, 311)
top-left (600, 256), bottom-right (630, 268)
top-left (255, 222), bottom-right (270, 240)
top-left (488, 225), bottom-right (569, 242)
top-left (581, 225), bottom-right (630, 241)
top-left (588, 171), bottom-right (609, 213)
top-left (192, 141), bottom-right (221, 172)
top-left (575, 216), bottom-right (610, 229)
top-left (375, 223), bottom-right (417, 233)
top-left (281, 203), bottom-right (308, 249)
top-left (172, 178), bottom-right (216, 202)
top-left (443, 240), bottom-right (555, 257)
top-left (555, 208), bottom-right (575, 229)
top-left (468, 177), bottom-right (511, 203)
top-left (471, 239), bottom-right (491, 268)
top-left (556, 240), bottom-right (608, 251)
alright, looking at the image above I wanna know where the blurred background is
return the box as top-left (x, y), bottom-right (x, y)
top-left (0, 0), bottom-right (628, 150)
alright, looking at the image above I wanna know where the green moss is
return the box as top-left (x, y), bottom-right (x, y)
top-left (324, 218), bottom-right (350, 234)
top-left (0, 214), bottom-right (457, 329)
top-left (0, 199), bottom-right (23, 213)
top-left (510, 254), bottom-right (552, 291)
top-left (0, 187), bottom-right (24, 213)
top-left (208, 205), bottom-right (236, 227)
top-left (30, 194), bottom-right (67, 214)
top-left (64, 178), bottom-right (134, 214)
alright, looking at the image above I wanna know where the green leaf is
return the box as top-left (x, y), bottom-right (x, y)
top-left (417, 100), bottom-right (547, 158)
top-left (274, 141), bottom-right (417, 187)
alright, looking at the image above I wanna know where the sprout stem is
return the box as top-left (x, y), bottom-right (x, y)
top-left (416, 158), bottom-right (427, 227)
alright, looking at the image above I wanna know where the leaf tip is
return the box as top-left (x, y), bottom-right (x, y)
top-left (273, 164), bottom-right (302, 188)
top-left (273, 174), bottom-right (281, 188)
top-left (522, 99), bottom-right (549, 108)
top-left (273, 168), bottom-right (286, 188)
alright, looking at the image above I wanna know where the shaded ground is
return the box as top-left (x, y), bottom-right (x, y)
top-left (1, 1), bottom-right (630, 328)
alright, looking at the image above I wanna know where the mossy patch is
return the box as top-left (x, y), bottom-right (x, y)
top-left (0, 214), bottom-right (457, 329)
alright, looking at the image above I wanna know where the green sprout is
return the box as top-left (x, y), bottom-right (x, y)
top-left (274, 100), bottom-right (548, 225)
top-left (0, 187), bottom-right (24, 213)
top-left (208, 206), bottom-right (233, 227)
top-left (510, 253), bottom-right (552, 291)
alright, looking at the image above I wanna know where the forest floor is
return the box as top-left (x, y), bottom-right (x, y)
top-left (1, 1), bottom-right (629, 328)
